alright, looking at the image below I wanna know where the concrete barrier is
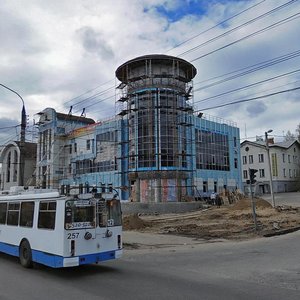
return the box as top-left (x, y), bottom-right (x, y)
top-left (121, 201), bottom-right (204, 215)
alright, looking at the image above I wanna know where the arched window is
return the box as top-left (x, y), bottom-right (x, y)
top-left (6, 152), bottom-right (11, 182)
top-left (13, 150), bottom-right (18, 182)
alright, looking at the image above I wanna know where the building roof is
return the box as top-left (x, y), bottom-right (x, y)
top-left (241, 139), bottom-right (300, 150)
top-left (116, 54), bottom-right (197, 83)
top-left (56, 113), bottom-right (95, 125)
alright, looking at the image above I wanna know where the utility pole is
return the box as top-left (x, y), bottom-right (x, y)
top-left (0, 83), bottom-right (26, 186)
top-left (265, 130), bottom-right (275, 207)
top-left (248, 168), bottom-right (258, 231)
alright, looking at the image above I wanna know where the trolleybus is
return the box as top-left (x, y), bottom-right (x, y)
top-left (0, 186), bottom-right (122, 268)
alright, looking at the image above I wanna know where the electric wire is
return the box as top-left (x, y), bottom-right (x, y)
top-left (179, 0), bottom-right (298, 57)
top-left (190, 11), bottom-right (300, 62)
top-left (166, 0), bottom-right (267, 53)
top-left (194, 85), bottom-right (300, 112)
top-left (193, 48), bottom-right (300, 90)
top-left (194, 67), bottom-right (300, 105)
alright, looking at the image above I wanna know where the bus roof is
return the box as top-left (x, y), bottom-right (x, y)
top-left (0, 190), bottom-right (61, 201)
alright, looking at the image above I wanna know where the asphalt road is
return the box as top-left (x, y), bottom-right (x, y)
top-left (1, 231), bottom-right (300, 300)
top-left (261, 192), bottom-right (300, 207)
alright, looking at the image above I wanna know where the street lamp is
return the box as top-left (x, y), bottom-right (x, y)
top-left (265, 129), bottom-right (275, 207)
top-left (0, 83), bottom-right (26, 186)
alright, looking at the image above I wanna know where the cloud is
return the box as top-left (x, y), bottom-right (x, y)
top-left (76, 27), bottom-right (115, 60)
top-left (0, 0), bottom-right (300, 145)
top-left (246, 101), bottom-right (267, 117)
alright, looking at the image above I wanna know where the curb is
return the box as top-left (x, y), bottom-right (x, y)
top-left (263, 226), bottom-right (300, 237)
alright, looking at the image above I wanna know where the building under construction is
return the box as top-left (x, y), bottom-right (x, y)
top-left (36, 54), bottom-right (241, 202)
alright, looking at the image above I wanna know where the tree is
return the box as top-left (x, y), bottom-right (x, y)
top-left (296, 124), bottom-right (300, 142)
top-left (284, 130), bottom-right (296, 142)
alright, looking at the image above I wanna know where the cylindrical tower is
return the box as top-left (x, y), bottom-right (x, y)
top-left (116, 54), bottom-right (197, 202)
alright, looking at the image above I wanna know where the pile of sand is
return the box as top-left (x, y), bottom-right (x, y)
top-left (123, 214), bottom-right (150, 230)
top-left (231, 198), bottom-right (272, 210)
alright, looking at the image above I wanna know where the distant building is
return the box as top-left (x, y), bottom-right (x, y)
top-left (36, 107), bottom-right (95, 189)
top-left (35, 55), bottom-right (242, 202)
top-left (241, 139), bottom-right (300, 194)
top-left (0, 141), bottom-right (37, 190)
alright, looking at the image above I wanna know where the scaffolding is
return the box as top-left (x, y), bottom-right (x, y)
top-left (115, 54), bottom-right (197, 202)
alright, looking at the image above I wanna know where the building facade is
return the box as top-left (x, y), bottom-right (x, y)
top-left (241, 139), bottom-right (300, 194)
top-left (36, 108), bottom-right (95, 189)
top-left (36, 55), bottom-right (242, 202)
top-left (0, 141), bottom-right (36, 190)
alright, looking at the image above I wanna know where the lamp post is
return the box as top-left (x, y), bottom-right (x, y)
top-left (0, 83), bottom-right (26, 186)
top-left (265, 129), bottom-right (275, 207)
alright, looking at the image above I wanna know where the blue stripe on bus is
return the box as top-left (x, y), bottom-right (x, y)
top-left (0, 241), bottom-right (118, 268)
top-left (0, 241), bottom-right (19, 257)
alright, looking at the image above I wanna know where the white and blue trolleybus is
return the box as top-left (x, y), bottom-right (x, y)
top-left (0, 186), bottom-right (122, 268)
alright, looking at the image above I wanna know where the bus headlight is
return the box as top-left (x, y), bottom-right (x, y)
top-left (84, 232), bottom-right (92, 240)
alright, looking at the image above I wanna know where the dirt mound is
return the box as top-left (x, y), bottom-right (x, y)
top-left (123, 214), bottom-right (149, 230)
top-left (231, 198), bottom-right (272, 210)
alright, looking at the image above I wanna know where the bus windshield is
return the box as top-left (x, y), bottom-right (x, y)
top-left (98, 199), bottom-right (122, 227)
top-left (65, 199), bottom-right (95, 230)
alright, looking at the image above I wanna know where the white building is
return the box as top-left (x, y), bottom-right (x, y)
top-left (241, 139), bottom-right (300, 195)
top-left (0, 141), bottom-right (37, 190)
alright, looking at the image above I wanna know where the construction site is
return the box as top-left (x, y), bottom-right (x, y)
top-left (123, 195), bottom-right (300, 243)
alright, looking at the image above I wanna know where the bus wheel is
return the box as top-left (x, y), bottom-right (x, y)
top-left (19, 240), bottom-right (33, 268)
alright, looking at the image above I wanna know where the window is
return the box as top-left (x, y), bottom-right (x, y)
top-left (195, 129), bottom-right (230, 171)
top-left (259, 169), bottom-right (265, 178)
top-left (234, 137), bottom-right (237, 147)
top-left (243, 170), bottom-right (248, 179)
top-left (242, 156), bottom-right (247, 164)
top-left (0, 202), bottom-right (7, 224)
top-left (38, 201), bottom-right (56, 230)
top-left (98, 199), bottom-right (122, 227)
top-left (234, 158), bottom-right (238, 168)
top-left (249, 155), bottom-right (253, 164)
top-left (282, 153), bottom-right (285, 163)
top-left (86, 139), bottom-right (91, 150)
top-left (20, 202), bottom-right (34, 227)
top-left (203, 181), bottom-right (208, 193)
top-left (258, 154), bottom-right (264, 163)
top-left (288, 155), bottom-right (291, 163)
top-left (289, 169), bottom-right (292, 178)
top-left (65, 200), bottom-right (95, 230)
top-left (7, 202), bottom-right (20, 226)
top-left (74, 143), bottom-right (77, 153)
top-left (283, 168), bottom-right (286, 177)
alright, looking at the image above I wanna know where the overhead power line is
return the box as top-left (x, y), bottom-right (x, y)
top-left (194, 67), bottom-right (300, 104)
top-left (196, 86), bottom-right (300, 112)
top-left (194, 48), bottom-right (300, 90)
top-left (179, 0), bottom-right (297, 57)
top-left (190, 11), bottom-right (300, 62)
top-left (167, 0), bottom-right (266, 53)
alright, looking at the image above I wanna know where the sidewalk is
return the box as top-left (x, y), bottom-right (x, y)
top-left (123, 230), bottom-right (212, 250)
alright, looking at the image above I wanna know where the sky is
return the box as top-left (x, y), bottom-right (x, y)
top-left (0, 0), bottom-right (300, 145)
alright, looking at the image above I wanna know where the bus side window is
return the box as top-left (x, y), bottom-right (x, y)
top-left (38, 201), bottom-right (56, 230)
top-left (7, 202), bottom-right (20, 226)
top-left (20, 202), bottom-right (35, 228)
top-left (0, 202), bottom-right (8, 224)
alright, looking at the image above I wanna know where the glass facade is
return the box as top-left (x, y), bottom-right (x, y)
top-left (195, 129), bottom-right (230, 171)
top-left (128, 89), bottom-right (191, 170)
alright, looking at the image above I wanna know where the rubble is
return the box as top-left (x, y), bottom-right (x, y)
top-left (123, 197), bottom-right (300, 240)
